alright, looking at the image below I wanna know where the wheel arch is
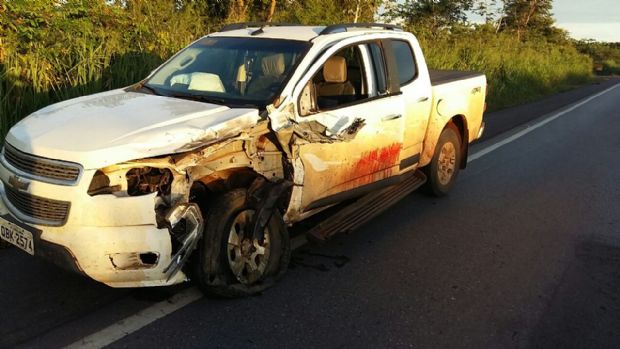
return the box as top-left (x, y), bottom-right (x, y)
top-left (420, 114), bottom-right (469, 168)
top-left (448, 114), bottom-right (469, 169)
top-left (189, 166), bottom-right (292, 217)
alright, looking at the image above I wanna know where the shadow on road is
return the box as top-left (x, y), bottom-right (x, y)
top-left (0, 247), bottom-right (181, 348)
top-left (530, 239), bottom-right (620, 349)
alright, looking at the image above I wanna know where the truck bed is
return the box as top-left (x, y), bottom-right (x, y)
top-left (429, 70), bottom-right (485, 86)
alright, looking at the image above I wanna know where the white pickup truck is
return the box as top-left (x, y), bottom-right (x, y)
top-left (0, 23), bottom-right (486, 296)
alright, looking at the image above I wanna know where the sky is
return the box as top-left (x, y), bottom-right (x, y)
top-left (469, 0), bottom-right (620, 42)
top-left (553, 0), bottom-right (620, 42)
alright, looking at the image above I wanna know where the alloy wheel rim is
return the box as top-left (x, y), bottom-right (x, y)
top-left (227, 210), bottom-right (271, 285)
top-left (437, 142), bottom-right (457, 186)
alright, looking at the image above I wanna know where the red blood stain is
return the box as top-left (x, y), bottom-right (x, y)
top-left (349, 143), bottom-right (401, 186)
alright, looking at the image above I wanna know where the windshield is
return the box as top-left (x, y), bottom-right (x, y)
top-left (144, 37), bottom-right (310, 108)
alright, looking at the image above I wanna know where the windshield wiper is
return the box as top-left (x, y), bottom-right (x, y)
top-left (169, 93), bottom-right (228, 106)
top-left (156, 90), bottom-right (259, 108)
top-left (229, 101), bottom-right (264, 109)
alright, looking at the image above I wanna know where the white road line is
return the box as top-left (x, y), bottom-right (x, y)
top-left (64, 287), bottom-right (203, 349)
top-left (468, 82), bottom-right (620, 163)
top-left (64, 81), bottom-right (620, 349)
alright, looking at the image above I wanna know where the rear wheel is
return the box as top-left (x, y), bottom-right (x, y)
top-left (422, 125), bottom-right (462, 197)
top-left (195, 189), bottom-right (290, 297)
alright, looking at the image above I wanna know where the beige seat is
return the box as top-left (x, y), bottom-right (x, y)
top-left (246, 53), bottom-right (286, 97)
top-left (170, 73), bottom-right (225, 93)
top-left (317, 56), bottom-right (356, 98)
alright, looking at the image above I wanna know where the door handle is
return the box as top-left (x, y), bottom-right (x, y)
top-left (382, 114), bottom-right (402, 121)
top-left (417, 96), bottom-right (430, 103)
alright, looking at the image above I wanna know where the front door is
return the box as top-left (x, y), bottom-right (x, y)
top-left (295, 42), bottom-right (406, 211)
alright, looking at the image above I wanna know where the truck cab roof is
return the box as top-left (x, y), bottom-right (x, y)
top-left (209, 23), bottom-right (404, 42)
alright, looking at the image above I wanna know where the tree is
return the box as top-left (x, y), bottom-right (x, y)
top-left (386, 0), bottom-right (474, 34)
top-left (175, 0), bottom-right (274, 28)
top-left (277, 0), bottom-right (382, 25)
top-left (266, 0), bottom-right (276, 22)
top-left (501, 0), bottom-right (554, 40)
top-left (178, 0), bottom-right (382, 27)
top-left (471, 0), bottom-right (504, 24)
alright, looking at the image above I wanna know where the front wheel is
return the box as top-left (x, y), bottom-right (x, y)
top-left (194, 189), bottom-right (290, 297)
top-left (422, 125), bottom-right (462, 197)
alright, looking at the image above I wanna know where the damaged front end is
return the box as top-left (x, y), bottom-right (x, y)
top-left (72, 79), bottom-right (377, 288)
top-left (84, 119), bottom-right (293, 285)
top-left (163, 203), bottom-right (203, 281)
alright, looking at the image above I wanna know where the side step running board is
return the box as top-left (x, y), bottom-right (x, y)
top-left (306, 170), bottom-right (427, 242)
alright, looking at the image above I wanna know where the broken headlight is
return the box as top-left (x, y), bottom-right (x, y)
top-left (126, 167), bottom-right (172, 196)
top-left (88, 167), bottom-right (173, 197)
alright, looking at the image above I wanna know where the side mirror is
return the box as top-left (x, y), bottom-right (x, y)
top-left (298, 81), bottom-right (317, 117)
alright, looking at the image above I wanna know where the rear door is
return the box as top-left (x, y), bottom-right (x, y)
top-left (387, 38), bottom-right (433, 171)
top-left (294, 40), bottom-right (406, 211)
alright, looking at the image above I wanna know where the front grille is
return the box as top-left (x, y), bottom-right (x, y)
top-left (3, 143), bottom-right (81, 184)
top-left (4, 184), bottom-right (71, 225)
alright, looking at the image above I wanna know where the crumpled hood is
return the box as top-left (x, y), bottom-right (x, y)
top-left (5, 89), bottom-right (260, 169)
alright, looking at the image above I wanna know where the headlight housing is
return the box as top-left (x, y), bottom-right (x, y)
top-left (88, 166), bottom-right (172, 197)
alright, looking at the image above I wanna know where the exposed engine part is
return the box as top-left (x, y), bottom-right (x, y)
top-left (127, 167), bottom-right (172, 196)
top-left (163, 203), bottom-right (204, 281)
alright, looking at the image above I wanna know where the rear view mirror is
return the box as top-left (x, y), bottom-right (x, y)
top-left (298, 81), bottom-right (317, 116)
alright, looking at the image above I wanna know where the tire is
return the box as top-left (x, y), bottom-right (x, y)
top-left (194, 188), bottom-right (290, 297)
top-left (422, 124), bottom-right (462, 197)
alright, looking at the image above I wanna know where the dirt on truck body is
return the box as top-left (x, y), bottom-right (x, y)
top-left (0, 23), bottom-right (486, 296)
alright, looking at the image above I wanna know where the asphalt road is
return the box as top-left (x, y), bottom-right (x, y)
top-left (1, 77), bottom-right (620, 349)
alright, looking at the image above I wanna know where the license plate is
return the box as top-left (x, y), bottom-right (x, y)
top-left (0, 216), bottom-right (35, 255)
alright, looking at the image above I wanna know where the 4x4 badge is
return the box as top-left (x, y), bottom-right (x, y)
top-left (8, 175), bottom-right (30, 191)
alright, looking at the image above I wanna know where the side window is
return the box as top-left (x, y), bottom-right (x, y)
top-left (368, 42), bottom-right (388, 94)
top-left (390, 40), bottom-right (417, 86)
top-left (305, 45), bottom-right (369, 111)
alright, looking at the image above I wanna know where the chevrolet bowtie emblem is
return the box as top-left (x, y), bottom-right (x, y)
top-left (8, 175), bottom-right (30, 191)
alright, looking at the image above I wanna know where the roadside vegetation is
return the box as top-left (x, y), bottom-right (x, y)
top-left (0, 0), bottom-right (617, 139)
top-left (575, 41), bottom-right (620, 76)
top-left (414, 27), bottom-right (592, 110)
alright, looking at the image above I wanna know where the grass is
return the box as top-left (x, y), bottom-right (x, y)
top-left (0, 0), bottom-right (204, 141)
top-left (416, 29), bottom-right (593, 111)
top-left (0, 12), bottom-right (596, 141)
top-left (0, 49), bottom-right (165, 140)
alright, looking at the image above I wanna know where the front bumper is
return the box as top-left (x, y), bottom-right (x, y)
top-left (1, 212), bottom-right (84, 275)
top-left (0, 163), bottom-right (186, 288)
